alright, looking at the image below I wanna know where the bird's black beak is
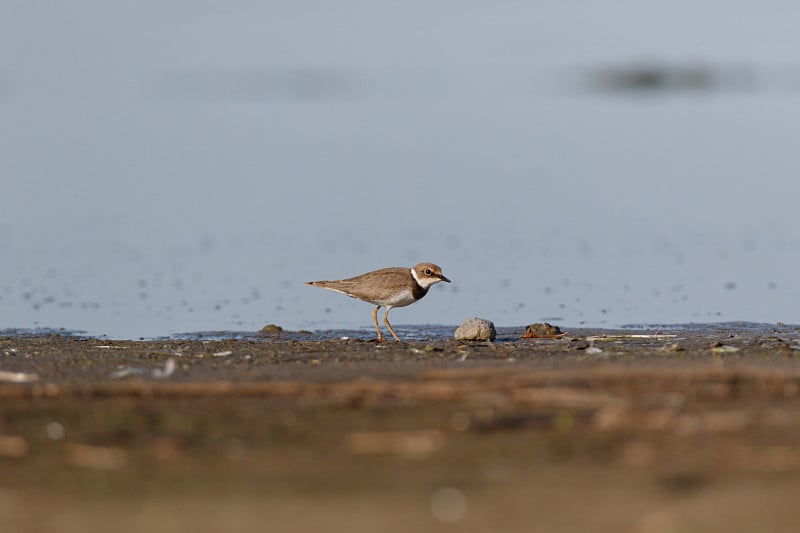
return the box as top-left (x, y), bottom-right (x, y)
top-left (440, 275), bottom-right (451, 283)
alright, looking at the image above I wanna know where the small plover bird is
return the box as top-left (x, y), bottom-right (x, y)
top-left (305, 262), bottom-right (451, 342)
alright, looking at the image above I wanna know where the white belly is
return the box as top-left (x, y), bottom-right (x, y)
top-left (373, 288), bottom-right (417, 308)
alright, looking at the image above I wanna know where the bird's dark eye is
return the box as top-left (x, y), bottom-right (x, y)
top-left (424, 269), bottom-right (432, 275)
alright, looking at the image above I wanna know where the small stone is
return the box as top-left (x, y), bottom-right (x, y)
top-left (711, 345), bottom-right (740, 353)
top-left (0, 435), bottom-right (28, 458)
top-left (66, 443), bottom-right (127, 470)
top-left (524, 323), bottom-right (563, 336)
top-left (424, 344), bottom-right (443, 352)
top-left (260, 324), bottom-right (283, 334)
top-left (46, 422), bottom-right (65, 440)
top-left (454, 318), bottom-right (496, 342)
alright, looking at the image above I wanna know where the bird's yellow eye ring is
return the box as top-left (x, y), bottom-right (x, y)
top-left (424, 269), bottom-right (432, 275)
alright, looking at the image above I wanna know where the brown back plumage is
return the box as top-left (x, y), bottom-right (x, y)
top-left (305, 266), bottom-right (420, 304)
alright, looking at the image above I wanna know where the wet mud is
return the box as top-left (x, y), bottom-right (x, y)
top-left (2, 323), bottom-right (800, 532)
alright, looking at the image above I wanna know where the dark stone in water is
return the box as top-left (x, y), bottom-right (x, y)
top-left (260, 324), bottom-right (284, 334)
top-left (524, 323), bottom-right (563, 337)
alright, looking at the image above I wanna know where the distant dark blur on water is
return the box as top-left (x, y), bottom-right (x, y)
top-left (2, 2), bottom-right (800, 337)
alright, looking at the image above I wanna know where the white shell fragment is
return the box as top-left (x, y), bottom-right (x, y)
top-left (110, 358), bottom-right (176, 379)
top-left (152, 358), bottom-right (176, 379)
top-left (0, 370), bottom-right (40, 383)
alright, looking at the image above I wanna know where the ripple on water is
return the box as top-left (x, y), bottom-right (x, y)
top-left (0, 328), bottom-right (92, 339)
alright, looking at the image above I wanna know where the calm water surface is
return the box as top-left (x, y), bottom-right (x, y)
top-left (2, 2), bottom-right (800, 338)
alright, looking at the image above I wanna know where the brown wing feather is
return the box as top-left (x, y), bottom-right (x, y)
top-left (305, 267), bottom-right (412, 303)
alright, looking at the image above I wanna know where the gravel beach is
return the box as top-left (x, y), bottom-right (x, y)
top-left (2, 323), bottom-right (800, 532)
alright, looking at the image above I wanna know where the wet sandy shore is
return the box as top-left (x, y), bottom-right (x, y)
top-left (2, 323), bottom-right (800, 532)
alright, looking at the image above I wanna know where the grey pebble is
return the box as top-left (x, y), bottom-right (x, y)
top-left (454, 317), bottom-right (497, 342)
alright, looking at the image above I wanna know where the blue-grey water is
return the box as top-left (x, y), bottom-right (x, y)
top-left (2, 2), bottom-right (800, 338)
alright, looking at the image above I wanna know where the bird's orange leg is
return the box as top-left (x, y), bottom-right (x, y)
top-left (383, 308), bottom-right (401, 342)
top-left (372, 306), bottom-right (384, 342)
